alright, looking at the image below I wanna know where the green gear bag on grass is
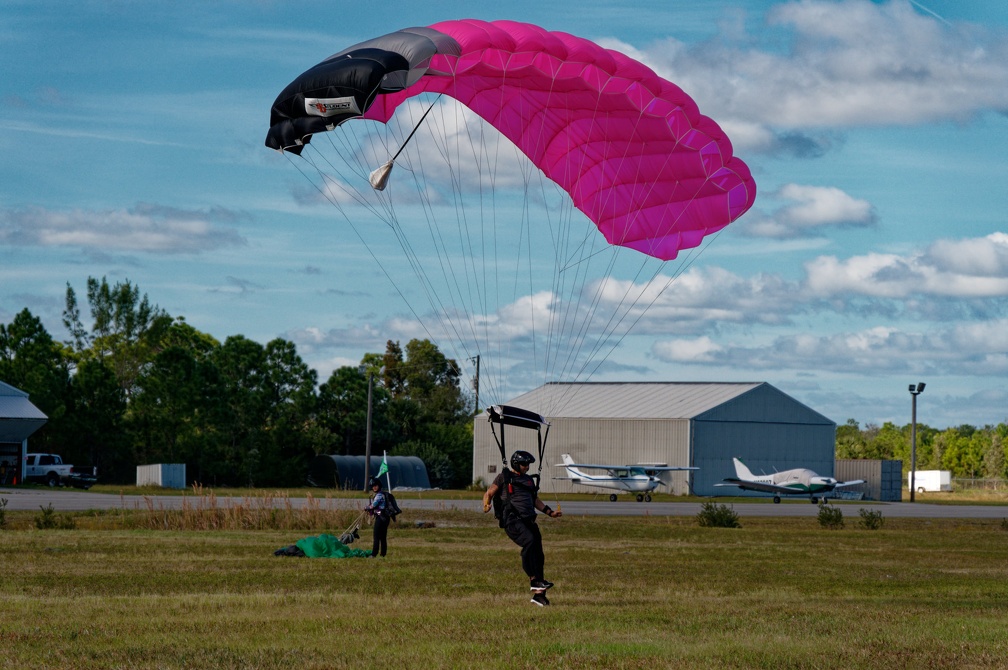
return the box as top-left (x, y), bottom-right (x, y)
top-left (294, 533), bottom-right (372, 558)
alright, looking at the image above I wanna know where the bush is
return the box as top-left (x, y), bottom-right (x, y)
top-left (859, 508), bottom-right (885, 530)
top-left (697, 501), bottom-right (740, 528)
top-left (817, 504), bottom-right (844, 529)
top-left (34, 503), bottom-right (76, 530)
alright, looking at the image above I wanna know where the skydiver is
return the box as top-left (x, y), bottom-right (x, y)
top-left (482, 450), bottom-right (562, 606)
top-left (364, 476), bottom-right (393, 557)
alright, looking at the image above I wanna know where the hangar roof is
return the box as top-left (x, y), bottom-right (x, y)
top-left (499, 381), bottom-right (765, 420)
top-left (0, 380), bottom-right (48, 443)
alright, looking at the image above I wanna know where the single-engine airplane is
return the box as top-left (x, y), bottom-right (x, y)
top-left (554, 453), bottom-right (698, 502)
top-left (714, 457), bottom-right (865, 504)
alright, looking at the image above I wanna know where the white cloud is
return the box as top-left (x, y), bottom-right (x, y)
top-left (806, 232), bottom-right (1008, 298)
top-left (744, 184), bottom-right (876, 238)
top-left (0, 204), bottom-right (246, 254)
top-left (635, 0), bottom-right (1008, 151)
top-left (651, 336), bottom-right (723, 363)
top-left (657, 320), bottom-right (1008, 377)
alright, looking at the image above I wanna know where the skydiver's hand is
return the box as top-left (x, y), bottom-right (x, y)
top-left (482, 501), bottom-right (492, 513)
top-left (551, 509), bottom-right (562, 518)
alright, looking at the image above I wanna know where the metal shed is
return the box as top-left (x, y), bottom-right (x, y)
top-left (0, 380), bottom-right (48, 486)
top-left (836, 459), bottom-right (902, 501)
top-left (307, 454), bottom-right (431, 490)
top-left (472, 381), bottom-right (836, 496)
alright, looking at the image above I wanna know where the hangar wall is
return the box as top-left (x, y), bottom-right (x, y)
top-left (692, 384), bottom-right (837, 496)
top-left (473, 417), bottom-right (692, 494)
top-left (472, 382), bottom-right (837, 498)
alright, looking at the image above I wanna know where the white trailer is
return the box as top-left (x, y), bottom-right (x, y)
top-left (908, 470), bottom-right (952, 493)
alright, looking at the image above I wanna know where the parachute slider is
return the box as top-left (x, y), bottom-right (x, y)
top-left (369, 160), bottom-right (394, 190)
top-left (486, 405), bottom-right (549, 431)
top-left (368, 95), bottom-right (441, 191)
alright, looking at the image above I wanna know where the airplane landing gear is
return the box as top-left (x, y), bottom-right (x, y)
top-left (644, 494), bottom-right (652, 502)
top-left (636, 494), bottom-right (644, 502)
top-left (773, 495), bottom-right (781, 504)
top-left (609, 494), bottom-right (617, 502)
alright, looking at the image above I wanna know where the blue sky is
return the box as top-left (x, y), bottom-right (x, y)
top-left (1, 0), bottom-right (1006, 428)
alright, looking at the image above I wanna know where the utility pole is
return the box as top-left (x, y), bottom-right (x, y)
top-left (908, 382), bottom-right (925, 502)
top-left (364, 370), bottom-right (374, 490)
top-left (469, 354), bottom-right (480, 415)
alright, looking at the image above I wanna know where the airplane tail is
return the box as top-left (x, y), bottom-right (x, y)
top-left (559, 453), bottom-right (587, 481)
top-left (733, 457), bottom-right (755, 480)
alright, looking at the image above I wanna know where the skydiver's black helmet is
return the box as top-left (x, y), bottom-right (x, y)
top-left (368, 476), bottom-right (382, 489)
top-left (510, 450), bottom-right (536, 470)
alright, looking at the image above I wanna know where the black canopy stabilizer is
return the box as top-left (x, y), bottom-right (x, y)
top-left (487, 404), bottom-right (551, 484)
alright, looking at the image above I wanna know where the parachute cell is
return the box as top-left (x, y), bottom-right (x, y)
top-left (265, 19), bottom-right (755, 261)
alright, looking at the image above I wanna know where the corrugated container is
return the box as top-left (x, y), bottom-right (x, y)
top-left (835, 459), bottom-right (902, 501)
top-left (136, 463), bottom-right (186, 489)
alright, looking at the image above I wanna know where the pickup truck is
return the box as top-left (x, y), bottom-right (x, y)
top-left (24, 453), bottom-right (98, 489)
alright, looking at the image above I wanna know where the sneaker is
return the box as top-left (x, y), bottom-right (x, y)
top-left (531, 592), bottom-right (549, 607)
top-left (530, 579), bottom-right (553, 591)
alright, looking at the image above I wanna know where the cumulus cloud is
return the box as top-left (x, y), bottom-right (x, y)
top-left (635, 0), bottom-right (1008, 152)
top-left (0, 203), bottom-right (246, 254)
top-left (587, 266), bottom-right (800, 334)
top-left (651, 319), bottom-right (1008, 377)
top-left (651, 336), bottom-right (723, 363)
top-left (743, 184), bottom-right (876, 238)
top-left (805, 232), bottom-right (1008, 298)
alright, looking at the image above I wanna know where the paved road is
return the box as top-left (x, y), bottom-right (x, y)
top-left (3, 487), bottom-right (1006, 519)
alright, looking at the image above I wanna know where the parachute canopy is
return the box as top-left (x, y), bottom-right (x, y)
top-left (265, 19), bottom-right (755, 261)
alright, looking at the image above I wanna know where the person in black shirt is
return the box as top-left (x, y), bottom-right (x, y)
top-left (482, 450), bottom-right (561, 606)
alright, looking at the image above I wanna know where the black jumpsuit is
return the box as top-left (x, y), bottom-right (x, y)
top-left (494, 470), bottom-right (546, 581)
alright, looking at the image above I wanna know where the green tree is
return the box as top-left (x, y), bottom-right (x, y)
top-left (256, 338), bottom-right (319, 486)
top-left (0, 308), bottom-right (71, 453)
top-left (836, 419), bottom-right (868, 459)
top-left (208, 335), bottom-right (269, 485)
top-left (65, 359), bottom-right (129, 482)
top-left (983, 429), bottom-right (1004, 480)
top-left (63, 277), bottom-right (173, 399)
top-left (317, 365), bottom-right (393, 456)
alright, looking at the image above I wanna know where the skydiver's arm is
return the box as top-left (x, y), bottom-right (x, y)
top-left (535, 497), bottom-right (561, 518)
top-left (482, 483), bottom-right (498, 513)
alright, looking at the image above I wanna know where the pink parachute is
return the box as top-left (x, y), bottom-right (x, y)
top-left (265, 20), bottom-right (757, 406)
top-left (359, 20), bottom-right (756, 261)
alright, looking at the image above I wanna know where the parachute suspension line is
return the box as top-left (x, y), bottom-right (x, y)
top-left (385, 108), bottom-right (482, 377)
top-left (409, 98), bottom-right (498, 403)
top-left (391, 94), bottom-right (442, 163)
top-left (564, 237), bottom-right (717, 409)
top-left (283, 150), bottom-right (445, 350)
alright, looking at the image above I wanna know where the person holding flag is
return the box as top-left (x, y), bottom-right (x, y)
top-left (364, 454), bottom-right (394, 557)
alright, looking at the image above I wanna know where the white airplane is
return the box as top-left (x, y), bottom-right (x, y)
top-left (554, 453), bottom-right (698, 502)
top-left (714, 457), bottom-right (865, 504)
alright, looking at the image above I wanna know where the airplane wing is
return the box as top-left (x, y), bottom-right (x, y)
top-left (557, 462), bottom-right (696, 471)
top-left (714, 478), bottom-right (802, 495)
top-left (834, 479), bottom-right (866, 488)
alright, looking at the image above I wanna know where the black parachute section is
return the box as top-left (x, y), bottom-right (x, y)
top-left (265, 27), bottom-right (461, 154)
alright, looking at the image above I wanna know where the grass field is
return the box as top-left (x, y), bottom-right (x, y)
top-left (2, 500), bottom-right (1008, 670)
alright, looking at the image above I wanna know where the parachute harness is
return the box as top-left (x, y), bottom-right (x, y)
top-left (338, 509), bottom-right (367, 546)
top-left (486, 405), bottom-right (560, 515)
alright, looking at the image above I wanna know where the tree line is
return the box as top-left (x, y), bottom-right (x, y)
top-left (5, 277), bottom-right (1007, 489)
top-left (0, 277), bottom-right (474, 488)
top-left (837, 419), bottom-right (1008, 479)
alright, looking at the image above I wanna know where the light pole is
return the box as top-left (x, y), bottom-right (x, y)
top-left (908, 382), bottom-right (925, 502)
